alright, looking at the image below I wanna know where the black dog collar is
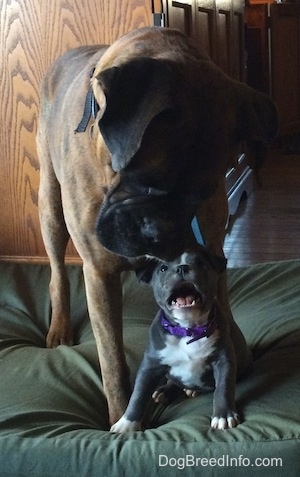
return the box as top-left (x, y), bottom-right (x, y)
top-left (74, 69), bottom-right (100, 133)
top-left (160, 309), bottom-right (218, 344)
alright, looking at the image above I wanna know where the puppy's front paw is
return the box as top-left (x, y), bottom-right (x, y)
top-left (152, 389), bottom-right (168, 404)
top-left (152, 382), bottom-right (182, 404)
top-left (183, 388), bottom-right (201, 398)
top-left (211, 412), bottom-right (240, 430)
top-left (110, 416), bottom-right (142, 433)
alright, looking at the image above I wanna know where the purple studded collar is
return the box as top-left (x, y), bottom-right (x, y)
top-left (160, 309), bottom-right (218, 344)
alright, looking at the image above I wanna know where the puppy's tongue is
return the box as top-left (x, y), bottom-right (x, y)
top-left (174, 295), bottom-right (196, 307)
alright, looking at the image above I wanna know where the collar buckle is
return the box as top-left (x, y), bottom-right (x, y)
top-left (74, 68), bottom-right (100, 133)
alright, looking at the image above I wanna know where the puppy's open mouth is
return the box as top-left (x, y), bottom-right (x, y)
top-left (167, 283), bottom-right (202, 309)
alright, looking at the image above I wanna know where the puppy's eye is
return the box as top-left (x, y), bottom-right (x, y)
top-left (160, 264), bottom-right (168, 272)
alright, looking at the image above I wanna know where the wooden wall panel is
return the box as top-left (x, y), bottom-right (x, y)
top-left (216, 7), bottom-right (232, 75)
top-left (165, 0), bottom-right (245, 79)
top-left (0, 0), bottom-right (43, 260)
top-left (232, 11), bottom-right (244, 81)
top-left (245, 4), bottom-right (270, 93)
top-left (165, 1), bottom-right (194, 37)
top-left (196, 0), bottom-right (217, 61)
top-left (270, 3), bottom-right (300, 135)
top-left (0, 0), bottom-right (152, 262)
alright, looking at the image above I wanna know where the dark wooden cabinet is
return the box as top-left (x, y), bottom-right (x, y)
top-left (270, 3), bottom-right (300, 136)
top-left (245, 2), bottom-right (300, 136)
top-left (162, 0), bottom-right (245, 81)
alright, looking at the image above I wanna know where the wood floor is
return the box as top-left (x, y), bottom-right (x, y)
top-left (224, 148), bottom-right (300, 268)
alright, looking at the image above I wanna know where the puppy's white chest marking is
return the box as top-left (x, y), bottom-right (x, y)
top-left (158, 332), bottom-right (218, 388)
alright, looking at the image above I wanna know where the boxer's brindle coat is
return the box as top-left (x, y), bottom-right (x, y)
top-left (37, 27), bottom-right (278, 425)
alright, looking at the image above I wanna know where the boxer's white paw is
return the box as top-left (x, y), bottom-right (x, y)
top-left (211, 413), bottom-right (240, 430)
top-left (110, 415), bottom-right (142, 433)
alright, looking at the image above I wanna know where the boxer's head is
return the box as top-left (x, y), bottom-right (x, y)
top-left (94, 27), bottom-right (278, 259)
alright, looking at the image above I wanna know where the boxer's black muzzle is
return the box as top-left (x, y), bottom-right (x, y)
top-left (96, 185), bottom-right (196, 260)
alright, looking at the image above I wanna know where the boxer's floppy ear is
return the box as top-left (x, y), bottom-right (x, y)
top-left (237, 85), bottom-right (278, 173)
top-left (95, 58), bottom-right (174, 172)
top-left (238, 84), bottom-right (278, 144)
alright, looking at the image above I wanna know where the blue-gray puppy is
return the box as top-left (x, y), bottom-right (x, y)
top-left (111, 248), bottom-right (252, 432)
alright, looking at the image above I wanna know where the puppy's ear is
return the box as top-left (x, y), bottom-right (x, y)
top-left (94, 58), bottom-right (175, 172)
top-left (135, 260), bottom-right (158, 283)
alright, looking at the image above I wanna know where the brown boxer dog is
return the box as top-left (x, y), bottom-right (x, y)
top-left (36, 27), bottom-right (278, 425)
